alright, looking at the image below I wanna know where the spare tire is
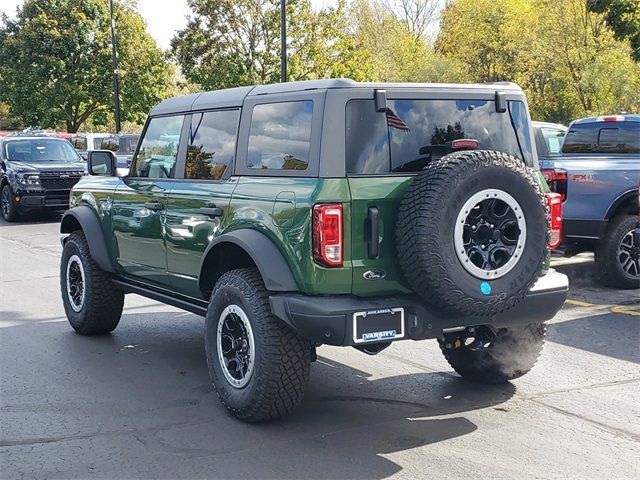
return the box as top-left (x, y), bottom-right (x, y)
top-left (396, 150), bottom-right (548, 316)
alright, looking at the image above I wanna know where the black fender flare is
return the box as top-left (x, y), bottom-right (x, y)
top-left (199, 229), bottom-right (299, 292)
top-left (605, 189), bottom-right (640, 219)
top-left (60, 206), bottom-right (115, 273)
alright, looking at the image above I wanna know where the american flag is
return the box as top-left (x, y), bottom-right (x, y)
top-left (385, 108), bottom-right (410, 132)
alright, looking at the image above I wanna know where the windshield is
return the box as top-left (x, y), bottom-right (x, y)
top-left (5, 139), bottom-right (81, 163)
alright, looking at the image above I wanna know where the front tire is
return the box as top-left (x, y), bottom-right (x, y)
top-left (205, 268), bottom-right (311, 422)
top-left (595, 215), bottom-right (640, 289)
top-left (60, 231), bottom-right (124, 335)
top-left (1, 184), bottom-right (19, 222)
top-left (439, 323), bottom-right (545, 384)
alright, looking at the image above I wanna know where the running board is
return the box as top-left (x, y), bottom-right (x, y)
top-left (112, 278), bottom-right (208, 317)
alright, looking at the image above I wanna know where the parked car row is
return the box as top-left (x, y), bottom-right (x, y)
top-left (0, 132), bottom-right (140, 221)
top-left (1, 98), bottom-right (637, 293)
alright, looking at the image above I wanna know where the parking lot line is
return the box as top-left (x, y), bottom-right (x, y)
top-left (565, 298), bottom-right (640, 317)
top-left (565, 299), bottom-right (595, 308)
top-left (610, 306), bottom-right (640, 317)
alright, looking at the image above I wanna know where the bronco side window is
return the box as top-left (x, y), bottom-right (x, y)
top-left (247, 101), bottom-right (313, 171)
top-left (185, 109), bottom-right (240, 180)
top-left (132, 115), bottom-right (184, 178)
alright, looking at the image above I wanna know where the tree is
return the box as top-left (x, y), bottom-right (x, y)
top-left (589, 0), bottom-right (640, 62)
top-left (380, 0), bottom-right (442, 41)
top-left (0, 0), bottom-right (172, 132)
top-left (349, 0), bottom-right (466, 83)
top-left (171, 0), bottom-right (372, 90)
top-left (435, 0), bottom-right (640, 122)
top-left (436, 0), bottom-right (540, 83)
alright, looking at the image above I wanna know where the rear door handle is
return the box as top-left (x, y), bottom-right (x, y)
top-left (199, 206), bottom-right (223, 218)
top-left (367, 207), bottom-right (380, 259)
top-left (144, 201), bottom-right (164, 211)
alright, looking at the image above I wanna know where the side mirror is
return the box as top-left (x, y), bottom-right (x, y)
top-left (87, 150), bottom-right (117, 176)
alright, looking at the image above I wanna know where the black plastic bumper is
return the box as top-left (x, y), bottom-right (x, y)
top-left (270, 270), bottom-right (569, 346)
top-left (15, 191), bottom-right (70, 208)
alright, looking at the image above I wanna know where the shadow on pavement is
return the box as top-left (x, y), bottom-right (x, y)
top-left (555, 261), bottom-right (639, 306)
top-left (0, 209), bottom-right (64, 227)
top-left (547, 312), bottom-right (640, 364)
top-left (1, 309), bottom-right (516, 479)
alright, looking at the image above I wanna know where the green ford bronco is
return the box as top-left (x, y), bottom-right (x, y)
top-left (60, 79), bottom-right (568, 422)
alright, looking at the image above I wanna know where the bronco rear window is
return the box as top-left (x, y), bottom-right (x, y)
top-left (346, 99), bottom-right (532, 174)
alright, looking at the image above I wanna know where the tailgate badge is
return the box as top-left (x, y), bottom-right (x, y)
top-left (363, 270), bottom-right (386, 280)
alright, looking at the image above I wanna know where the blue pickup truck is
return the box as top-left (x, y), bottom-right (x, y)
top-left (537, 115), bottom-right (640, 289)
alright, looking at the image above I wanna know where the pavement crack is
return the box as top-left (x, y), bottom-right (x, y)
top-left (0, 420), bottom-right (199, 448)
top-left (529, 398), bottom-right (640, 443)
top-left (521, 377), bottom-right (640, 401)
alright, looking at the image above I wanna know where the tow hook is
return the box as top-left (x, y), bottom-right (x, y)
top-left (443, 325), bottom-right (497, 352)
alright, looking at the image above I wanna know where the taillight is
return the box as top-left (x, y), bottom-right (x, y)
top-left (312, 203), bottom-right (343, 267)
top-left (541, 168), bottom-right (567, 202)
top-left (545, 192), bottom-right (563, 250)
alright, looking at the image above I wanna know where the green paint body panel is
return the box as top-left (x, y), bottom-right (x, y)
top-left (70, 175), bottom-right (355, 298)
top-left (230, 176), bottom-right (352, 295)
top-left (164, 178), bottom-right (237, 298)
top-left (69, 168), bottom-right (551, 299)
top-left (348, 176), bottom-right (414, 296)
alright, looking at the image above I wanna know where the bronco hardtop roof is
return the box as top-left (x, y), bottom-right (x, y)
top-left (150, 79), bottom-right (525, 116)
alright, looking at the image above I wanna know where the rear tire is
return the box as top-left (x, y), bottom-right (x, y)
top-left (1, 184), bottom-right (19, 222)
top-left (439, 323), bottom-right (545, 384)
top-left (60, 231), bottom-right (124, 335)
top-left (205, 268), bottom-right (311, 422)
top-left (595, 215), bottom-right (640, 289)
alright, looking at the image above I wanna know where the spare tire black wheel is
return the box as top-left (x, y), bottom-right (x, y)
top-left (396, 150), bottom-right (548, 317)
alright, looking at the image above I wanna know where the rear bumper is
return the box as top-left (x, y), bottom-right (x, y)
top-left (270, 270), bottom-right (569, 346)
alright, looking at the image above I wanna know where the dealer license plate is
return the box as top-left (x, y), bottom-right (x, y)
top-left (352, 308), bottom-right (405, 344)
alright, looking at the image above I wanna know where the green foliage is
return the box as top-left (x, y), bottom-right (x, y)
top-left (0, 102), bottom-right (24, 130)
top-left (349, 0), bottom-right (466, 83)
top-left (589, 0), bottom-right (640, 62)
top-left (171, 0), bottom-right (372, 90)
top-left (435, 0), bottom-right (640, 122)
top-left (0, 0), bottom-right (172, 132)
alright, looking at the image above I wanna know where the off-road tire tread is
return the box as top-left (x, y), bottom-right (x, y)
top-left (439, 323), bottom-right (546, 384)
top-left (60, 231), bottom-right (124, 335)
top-left (207, 268), bottom-right (311, 422)
top-left (594, 214), bottom-right (640, 289)
top-left (396, 150), bottom-right (549, 316)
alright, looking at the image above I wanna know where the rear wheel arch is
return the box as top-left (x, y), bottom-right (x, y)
top-left (606, 190), bottom-right (640, 220)
top-left (60, 206), bottom-right (114, 273)
top-left (198, 229), bottom-right (299, 299)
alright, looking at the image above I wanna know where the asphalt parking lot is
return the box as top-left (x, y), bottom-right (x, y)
top-left (1, 212), bottom-right (639, 479)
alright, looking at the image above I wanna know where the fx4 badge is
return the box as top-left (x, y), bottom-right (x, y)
top-left (363, 270), bottom-right (386, 280)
